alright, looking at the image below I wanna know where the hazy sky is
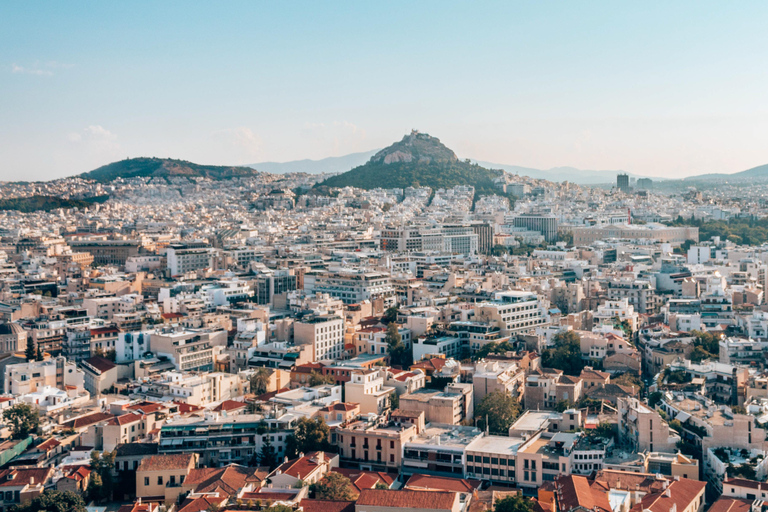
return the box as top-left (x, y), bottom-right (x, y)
top-left (3, 2), bottom-right (768, 181)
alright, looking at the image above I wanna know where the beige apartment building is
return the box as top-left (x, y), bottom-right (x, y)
top-left (345, 369), bottom-right (395, 415)
top-left (136, 453), bottom-right (198, 502)
top-left (618, 397), bottom-right (679, 453)
top-left (335, 419), bottom-right (418, 472)
top-left (399, 383), bottom-right (473, 425)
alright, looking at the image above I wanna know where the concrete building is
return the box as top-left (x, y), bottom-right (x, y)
top-left (345, 369), bottom-right (395, 415)
top-left (618, 397), bottom-right (679, 453)
top-left (294, 314), bottom-right (345, 361)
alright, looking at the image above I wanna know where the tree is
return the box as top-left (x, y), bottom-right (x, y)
top-left (555, 400), bottom-right (573, 412)
top-left (24, 339), bottom-right (35, 361)
top-left (251, 368), bottom-right (271, 395)
top-left (285, 417), bottom-right (332, 458)
top-left (267, 505), bottom-right (295, 512)
top-left (374, 481), bottom-right (389, 490)
top-left (390, 392), bottom-right (399, 410)
top-left (10, 490), bottom-right (86, 512)
top-left (476, 391), bottom-right (521, 434)
top-left (87, 451), bottom-right (115, 502)
top-left (648, 391), bottom-right (663, 408)
top-left (586, 422), bottom-right (616, 442)
top-left (308, 371), bottom-right (335, 387)
top-left (310, 472), bottom-right (356, 500)
top-left (495, 493), bottom-right (533, 512)
top-left (385, 322), bottom-right (411, 368)
top-left (35, 343), bottom-right (44, 361)
top-left (256, 436), bottom-right (278, 470)
top-left (3, 403), bottom-right (39, 439)
top-left (541, 331), bottom-right (584, 376)
top-left (382, 306), bottom-right (399, 325)
top-left (613, 372), bottom-right (644, 393)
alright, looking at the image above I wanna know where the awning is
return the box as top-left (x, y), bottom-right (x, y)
top-left (675, 411), bottom-right (691, 422)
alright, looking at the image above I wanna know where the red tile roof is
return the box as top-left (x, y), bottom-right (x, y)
top-left (212, 400), bottom-right (247, 412)
top-left (356, 489), bottom-right (458, 511)
top-left (404, 474), bottom-right (476, 493)
top-left (332, 468), bottom-right (394, 493)
top-left (183, 465), bottom-right (267, 497)
top-left (63, 412), bottom-right (114, 429)
top-left (0, 467), bottom-right (53, 487)
top-left (556, 475), bottom-right (612, 512)
top-left (275, 451), bottom-right (332, 479)
top-left (107, 412), bottom-right (144, 426)
top-left (709, 498), bottom-right (753, 512)
top-left (629, 478), bottom-right (706, 512)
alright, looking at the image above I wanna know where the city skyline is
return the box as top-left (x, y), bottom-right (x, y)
top-left (3, 1), bottom-right (768, 181)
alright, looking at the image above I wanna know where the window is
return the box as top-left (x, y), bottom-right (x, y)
top-left (157, 476), bottom-right (163, 485)
top-left (144, 477), bottom-right (150, 486)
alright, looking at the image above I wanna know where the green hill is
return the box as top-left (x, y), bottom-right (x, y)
top-left (0, 195), bottom-right (109, 212)
top-left (81, 157), bottom-right (259, 183)
top-left (317, 131), bottom-right (508, 196)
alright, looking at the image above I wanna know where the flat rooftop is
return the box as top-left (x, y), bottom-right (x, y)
top-left (466, 434), bottom-right (526, 455)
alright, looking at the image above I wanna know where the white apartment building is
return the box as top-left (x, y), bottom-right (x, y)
top-left (310, 268), bottom-right (396, 306)
top-left (4, 356), bottom-right (84, 396)
top-left (474, 291), bottom-right (549, 337)
top-left (166, 246), bottom-right (214, 276)
top-left (592, 299), bottom-right (639, 332)
top-left (293, 314), bottom-right (344, 361)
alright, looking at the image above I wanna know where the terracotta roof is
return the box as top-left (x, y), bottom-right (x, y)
top-left (127, 401), bottom-right (168, 414)
top-left (629, 478), bottom-right (706, 512)
top-left (275, 451), bottom-right (332, 479)
top-left (300, 499), bottom-right (356, 512)
top-left (212, 400), bottom-right (247, 412)
top-left (723, 478), bottom-right (768, 491)
top-left (411, 357), bottom-right (446, 372)
top-left (137, 453), bottom-right (195, 472)
top-left (91, 327), bottom-right (119, 335)
top-left (709, 498), bottom-right (753, 512)
top-left (404, 473), bottom-right (476, 493)
top-left (83, 355), bottom-right (117, 373)
top-left (118, 502), bottom-right (158, 512)
top-left (172, 401), bottom-right (204, 414)
top-left (107, 412), bottom-right (144, 426)
top-left (0, 467), bottom-right (52, 487)
top-left (356, 489), bottom-right (458, 511)
top-left (332, 468), bottom-right (395, 493)
top-left (62, 466), bottom-right (91, 481)
top-left (320, 402), bottom-right (359, 413)
top-left (580, 368), bottom-right (610, 380)
top-left (177, 496), bottom-right (223, 512)
top-left (63, 411), bottom-right (114, 429)
top-left (556, 475), bottom-right (612, 512)
top-left (35, 438), bottom-right (61, 452)
top-left (183, 465), bottom-right (268, 497)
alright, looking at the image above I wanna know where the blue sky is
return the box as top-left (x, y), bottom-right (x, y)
top-left (2, 1), bottom-right (768, 181)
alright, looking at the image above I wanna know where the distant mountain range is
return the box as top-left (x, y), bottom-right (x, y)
top-left (316, 131), bottom-right (509, 197)
top-left (72, 144), bottom-right (768, 186)
top-left (249, 150), bottom-right (378, 175)
top-left (249, 148), bottom-right (656, 184)
top-left (80, 157), bottom-right (259, 183)
top-left (680, 163), bottom-right (768, 182)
